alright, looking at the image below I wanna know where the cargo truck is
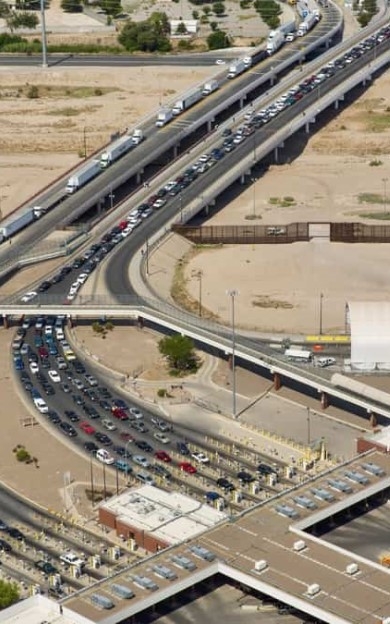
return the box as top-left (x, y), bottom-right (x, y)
top-left (267, 29), bottom-right (286, 55)
top-left (202, 79), bottom-right (219, 96)
top-left (66, 160), bottom-right (101, 194)
top-left (227, 58), bottom-right (247, 79)
top-left (297, 12), bottom-right (317, 35)
top-left (100, 135), bottom-right (134, 169)
top-left (172, 89), bottom-right (203, 115)
top-left (131, 128), bottom-right (144, 145)
top-left (156, 108), bottom-right (174, 127)
top-left (285, 348), bottom-right (312, 362)
top-left (0, 206), bottom-right (43, 243)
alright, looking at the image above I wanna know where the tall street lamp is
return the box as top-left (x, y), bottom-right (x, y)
top-left (83, 127), bottom-right (87, 160)
top-left (191, 270), bottom-right (203, 317)
top-left (319, 292), bottom-right (324, 335)
top-left (251, 177), bottom-right (257, 219)
top-left (90, 455), bottom-right (95, 506)
top-left (382, 177), bottom-right (388, 214)
top-left (227, 289), bottom-right (239, 418)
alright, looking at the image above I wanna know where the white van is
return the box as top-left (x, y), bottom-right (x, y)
top-left (316, 357), bottom-right (336, 368)
top-left (135, 472), bottom-right (156, 486)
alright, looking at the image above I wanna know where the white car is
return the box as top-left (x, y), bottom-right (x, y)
top-left (96, 449), bottom-right (115, 465)
top-left (133, 455), bottom-right (149, 468)
top-left (21, 291), bottom-right (37, 303)
top-left (130, 407), bottom-right (143, 420)
top-left (199, 154), bottom-right (210, 163)
top-left (317, 357), bottom-right (336, 368)
top-left (34, 397), bottom-right (48, 414)
top-left (102, 419), bottom-right (117, 431)
top-left (153, 199), bottom-right (166, 209)
top-left (77, 273), bottom-right (89, 285)
top-left (60, 552), bottom-right (85, 568)
top-left (154, 432), bottom-right (170, 444)
top-left (29, 362), bottom-right (39, 374)
top-left (215, 59), bottom-right (226, 65)
top-left (191, 452), bottom-right (210, 464)
top-left (48, 370), bottom-right (61, 383)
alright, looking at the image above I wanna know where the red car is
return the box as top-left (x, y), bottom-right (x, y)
top-left (80, 421), bottom-right (95, 435)
top-left (179, 462), bottom-right (197, 474)
top-left (155, 450), bottom-right (172, 463)
top-left (112, 407), bottom-right (128, 421)
top-left (120, 431), bottom-right (134, 442)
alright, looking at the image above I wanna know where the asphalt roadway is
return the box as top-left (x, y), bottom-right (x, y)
top-left (0, 53), bottom-right (231, 68)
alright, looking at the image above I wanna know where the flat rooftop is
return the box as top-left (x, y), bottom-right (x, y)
top-left (0, 595), bottom-right (80, 624)
top-left (100, 485), bottom-right (227, 544)
top-left (61, 451), bottom-right (390, 624)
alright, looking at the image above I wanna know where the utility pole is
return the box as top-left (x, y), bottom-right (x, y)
top-left (227, 289), bottom-right (239, 418)
top-left (40, 0), bottom-right (48, 68)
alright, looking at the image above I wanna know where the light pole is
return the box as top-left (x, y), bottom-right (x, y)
top-left (319, 292), bottom-right (324, 335)
top-left (83, 127), bottom-right (87, 160)
top-left (90, 455), bottom-right (95, 507)
top-left (192, 270), bottom-right (203, 317)
top-left (307, 406), bottom-right (311, 445)
top-left (227, 289), bottom-right (239, 418)
top-left (39, 0), bottom-right (48, 68)
top-left (108, 187), bottom-right (115, 210)
top-left (179, 192), bottom-right (183, 224)
top-left (382, 177), bottom-right (388, 214)
top-left (251, 177), bottom-right (257, 219)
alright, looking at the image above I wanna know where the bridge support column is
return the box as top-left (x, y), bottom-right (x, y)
top-left (334, 99), bottom-right (340, 110)
top-left (207, 119), bottom-right (214, 133)
top-left (239, 97), bottom-right (245, 109)
top-left (68, 317), bottom-right (74, 328)
top-left (369, 411), bottom-right (377, 428)
top-left (173, 144), bottom-right (179, 158)
top-left (137, 316), bottom-right (144, 329)
top-left (136, 170), bottom-right (144, 185)
top-left (240, 173), bottom-right (246, 184)
top-left (274, 146), bottom-right (279, 163)
top-left (204, 204), bottom-right (210, 216)
top-left (305, 122), bottom-right (310, 134)
top-left (320, 391), bottom-right (328, 410)
top-left (273, 372), bottom-right (281, 391)
top-left (2, 315), bottom-right (8, 329)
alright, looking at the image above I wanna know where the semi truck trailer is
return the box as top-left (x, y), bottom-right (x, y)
top-left (131, 128), bottom-right (144, 145)
top-left (0, 206), bottom-right (43, 243)
top-left (297, 12), bottom-right (318, 35)
top-left (100, 135), bottom-right (134, 169)
top-left (66, 160), bottom-right (101, 194)
top-left (227, 58), bottom-right (247, 79)
top-left (172, 89), bottom-right (203, 115)
top-left (202, 79), bottom-right (219, 96)
top-left (267, 29), bottom-right (286, 55)
top-left (156, 108), bottom-right (174, 127)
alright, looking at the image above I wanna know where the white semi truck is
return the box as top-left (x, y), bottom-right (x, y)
top-left (227, 58), bottom-right (247, 79)
top-left (297, 12), bottom-right (318, 35)
top-left (202, 79), bottom-right (219, 96)
top-left (131, 128), bottom-right (144, 145)
top-left (267, 29), bottom-right (286, 55)
top-left (155, 108), bottom-right (174, 127)
top-left (0, 206), bottom-right (44, 243)
top-left (172, 89), bottom-right (203, 115)
top-left (100, 135), bottom-right (134, 169)
top-left (66, 160), bottom-right (101, 194)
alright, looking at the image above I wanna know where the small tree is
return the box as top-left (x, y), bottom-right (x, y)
top-left (207, 28), bottom-right (231, 49)
top-left (212, 1), bottom-right (225, 15)
top-left (159, 334), bottom-right (198, 372)
top-left (61, 0), bottom-right (82, 12)
top-left (176, 20), bottom-right (187, 34)
top-left (0, 580), bottom-right (19, 609)
top-left (192, 9), bottom-right (199, 17)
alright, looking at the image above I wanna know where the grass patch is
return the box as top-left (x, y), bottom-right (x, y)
top-left (362, 111), bottom-right (390, 132)
top-left (358, 211), bottom-right (390, 220)
top-left (369, 159), bottom-right (383, 167)
top-left (245, 214), bottom-right (262, 220)
top-left (252, 295), bottom-right (293, 309)
top-left (0, 84), bottom-right (119, 99)
top-left (268, 196), bottom-right (296, 207)
top-left (358, 192), bottom-right (385, 204)
top-left (171, 248), bottom-right (218, 320)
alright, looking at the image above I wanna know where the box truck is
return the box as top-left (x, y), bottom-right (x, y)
top-left (267, 29), bottom-right (285, 55)
top-left (285, 348), bottom-right (312, 362)
top-left (227, 58), bottom-right (247, 79)
top-left (100, 135), bottom-right (134, 169)
top-left (172, 89), bottom-right (203, 115)
top-left (132, 128), bottom-right (144, 145)
top-left (156, 108), bottom-right (174, 127)
top-left (202, 79), bottom-right (219, 96)
top-left (66, 160), bottom-right (101, 194)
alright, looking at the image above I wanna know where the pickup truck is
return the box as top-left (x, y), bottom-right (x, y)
top-left (60, 552), bottom-right (85, 568)
top-left (35, 560), bottom-right (58, 575)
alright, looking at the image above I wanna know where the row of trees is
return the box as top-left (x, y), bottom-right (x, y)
top-left (253, 0), bottom-right (281, 29)
top-left (118, 11), bottom-right (171, 52)
top-left (0, 0), bottom-right (38, 30)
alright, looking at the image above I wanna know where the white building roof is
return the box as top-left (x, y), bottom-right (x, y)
top-left (101, 485), bottom-right (227, 545)
top-left (0, 595), bottom-right (91, 624)
top-left (349, 301), bottom-right (390, 368)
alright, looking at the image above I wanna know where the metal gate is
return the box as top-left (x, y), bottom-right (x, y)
top-left (308, 223), bottom-right (331, 240)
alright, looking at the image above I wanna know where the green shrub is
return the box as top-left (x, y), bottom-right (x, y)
top-left (16, 448), bottom-right (31, 463)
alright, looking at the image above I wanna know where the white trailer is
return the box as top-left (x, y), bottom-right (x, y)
top-left (0, 206), bottom-right (36, 242)
top-left (267, 29), bottom-right (286, 55)
top-left (227, 58), bottom-right (247, 79)
top-left (132, 128), bottom-right (144, 145)
top-left (66, 160), bottom-right (101, 194)
top-left (156, 108), bottom-right (174, 127)
top-left (172, 89), bottom-right (203, 115)
top-left (297, 12), bottom-right (318, 35)
top-left (100, 135), bottom-right (134, 169)
top-left (285, 348), bottom-right (313, 362)
top-left (202, 79), bottom-right (219, 96)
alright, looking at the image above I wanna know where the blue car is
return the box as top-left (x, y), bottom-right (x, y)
top-left (49, 345), bottom-right (58, 356)
top-left (14, 359), bottom-right (24, 371)
top-left (34, 336), bottom-right (43, 348)
top-left (114, 460), bottom-right (132, 474)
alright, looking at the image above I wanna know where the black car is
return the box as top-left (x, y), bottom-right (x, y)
top-left (73, 360), bottom-right (86, 374)
top-left (216, 477), bottom-right (235, 492)
top-left (6, 527), bottom-right (24, 541)
top-left (24, 380), bottom-right (34, 391)
top-left (176, 441), bottom-right (190, 456)
top-left (95, 432), bottom-right (112, 446)
top-left (42, 384), bottom-right (55, 396)
top-left (99, 399), bottom-right (111, 411)
top-left (257, 463), bottom-right (277, 476)
top-left (132, 421), bottom-right (148, 433)
top-left (112, 398), bottom-right (128, 411)
top-left (97, 387), bottom-right (111, 399)
top-left (150, 464), bottom-right (171, 480)
top-left (237, 471), bottom-right (255, 484)
top-left (51, 273), bottom-right (64, 284)
top-left (71, 257), bottom-right (84, 269)
top-left (0, 539), bottom-right (12, 552)
top-left (112, 445), bottom-right (127, 457)
top-left (64, 410), bottom-right (80, 423)
top-left (59, 422), bottom-right (77, 437)
top-left (47, 410), bottom-right (61, 424)
top-left (0, 519), bottom-right (8, 531)
top-left (72, 394), bottom-right (85, 407)
top-left (84, 441), bottom-right (98, 453)
top-left (83, 405), bottom-right (100, 419)
top-left (84, 389), bottom-right (98, 402)
top-left (20, 371), bottom-right (30, 382)
top-left (38, 281), bottom-right (51, 293)
top-left (134, 440), bottom-right (153, 453)
top-left (35, 560), bottom-right (58, 575)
